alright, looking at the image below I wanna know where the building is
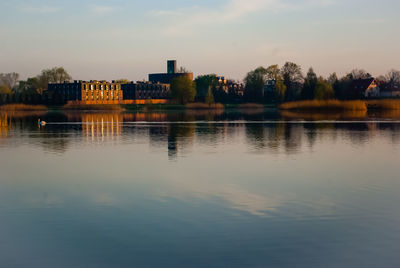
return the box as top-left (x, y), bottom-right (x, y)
top-left (48, 80), bottom-right (170, 105)
top-left (149, 60), bottom-right (193, 84)
top-left (48, 80), bottom-right (123, 104)
top-left (380, 82), bottom-right (400, 98)
top-left (122, 81), bottom-right (170, 104)
top-left (216, 76), bottom-right (244, 96)
top-left (349, 78), bottom-right (380, 98)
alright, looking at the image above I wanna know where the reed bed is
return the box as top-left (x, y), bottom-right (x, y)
top-left (185, 103), bottom-right (225, 110)
top-left (0, 104), bottom-right (48, 111)
top-left (237, 103), bottom-right (265, 110)
top-left (63, 103), bottom-right (124, 111)
top-left (280, 100), bottom-right (367, 111)
top-left (367, 99), bottom-right (400, 110)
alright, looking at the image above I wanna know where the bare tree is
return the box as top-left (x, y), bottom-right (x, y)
top-left (40, 67), bottom-right (72, 84)
top-left (386, 69), bottom-right (400, 84)
top-left (177, 67), bottom-right (190, 73)
top-left (0, 72), bottom-right (19, 90)
top-left (349, 69), bottom-right (371, 80)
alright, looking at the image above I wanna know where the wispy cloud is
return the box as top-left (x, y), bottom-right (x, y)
top-left (20, 6), bottom-right (61, 14)
top-left (150, 0), bottom-right (334, 35)
top-left (90, 5), bottom-right (116, 15)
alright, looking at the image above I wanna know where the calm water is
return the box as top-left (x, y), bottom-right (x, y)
top-left (1, 110), bottom-right (400, 267)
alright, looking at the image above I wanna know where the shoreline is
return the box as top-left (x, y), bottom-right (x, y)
top-left (1, 100), bottom-right (400, 113)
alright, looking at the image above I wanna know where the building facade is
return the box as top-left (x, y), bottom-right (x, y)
top-left (48, 80), bottom-right (170, 104)
top-left (122, 82), bottom-right (170, 104)
top-left (380, 82), bottom-right (400, 98)
top-left (48, 80), bottom-right (123, 104)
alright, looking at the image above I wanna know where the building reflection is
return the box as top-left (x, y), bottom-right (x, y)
top-left (0, 113), bottom-right (11, 140)
top-left (81, 113), bottom-right (123, 143)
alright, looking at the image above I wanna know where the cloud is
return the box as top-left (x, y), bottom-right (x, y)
top-left (90, 5), bottom-right (116, 15)
top-left (20, 6), bottom-right (61, 13)
top-left (150, 0), bottom-right (333, 35)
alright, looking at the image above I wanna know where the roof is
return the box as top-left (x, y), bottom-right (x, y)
top-left (349, 78), bottom-right (376, 94)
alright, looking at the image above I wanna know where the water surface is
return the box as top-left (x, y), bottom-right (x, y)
top-left (0, 111), bottom-right (400, 267)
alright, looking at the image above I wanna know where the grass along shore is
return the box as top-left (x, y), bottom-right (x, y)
top-left (366, 100), bottom-right (400, 110)
top-left (0, 104), bottom-right (48, 111)
top-left (280, 100), bottom-right (367, 111)
top-left (185, 103), bottom-right (225, 110)
top-left (2, 100), bottom-right (400, 113)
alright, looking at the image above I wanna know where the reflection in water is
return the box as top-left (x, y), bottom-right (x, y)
top-left (0, 113), bottom-right (10, 139)
top-left (81, 113), bottom-right (122, 143)
top-left (280, 110), bottom-right (368, 121)
top-left (1, 111), bottom-right (400, 156)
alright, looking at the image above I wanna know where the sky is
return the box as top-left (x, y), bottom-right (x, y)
top-left (0, 0), bottom-right (399, 81)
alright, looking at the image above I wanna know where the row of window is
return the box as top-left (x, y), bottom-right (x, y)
top-left (83, 84), bottom-right (121, 91)
top-left (85, 95), bottom-right (120, 101)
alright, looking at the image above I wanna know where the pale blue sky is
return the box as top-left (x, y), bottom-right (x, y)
top-left (0, 0), bottom-right (399, 81)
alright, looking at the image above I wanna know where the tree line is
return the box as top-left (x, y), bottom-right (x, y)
top-left (2, 64), bottom-right (400, 105)
top-left (243, 62), bottom-right (400, 103)
top-left (0, 67), bottom-right (71, 104)
top-left (172, 63), bottom-right (400, 105)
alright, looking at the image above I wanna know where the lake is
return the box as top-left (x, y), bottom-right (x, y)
top-left (0, 110), bottom-right (400, 267)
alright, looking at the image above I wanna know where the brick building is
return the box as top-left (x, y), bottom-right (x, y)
top-left (48, 80), bottom-right (170, 105)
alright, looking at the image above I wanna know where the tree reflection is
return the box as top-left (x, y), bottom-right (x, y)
top-left (1, 111), bottom-right (400, 157)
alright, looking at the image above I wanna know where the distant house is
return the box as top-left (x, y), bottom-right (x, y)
top-left (349, 78), bottom-right (380, 98)
top-left (214, 76), bottom-right (244, 97)
top-left (380, 82), bottom-right (400, 98)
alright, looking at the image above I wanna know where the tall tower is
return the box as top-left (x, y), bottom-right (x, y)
top-left (167, 60), bottom-right (177, 74)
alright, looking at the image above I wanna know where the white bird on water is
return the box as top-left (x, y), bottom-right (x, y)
top-left (38, 119), bottom-right (46, 126)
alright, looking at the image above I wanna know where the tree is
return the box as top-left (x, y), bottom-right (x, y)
top-left (386, 69), bottom-right (400, 84)
top-left (301, 68), bottom-right (318, 100)
top-left (265, 65), bottom-right (284, 103)
top-left (349, 69), bottom-right (371, 80)
top-left (35, 67), bottom-right (72, 94)
top-left (195, 74), bottom-right (219, 99)
top-left (265, 65), bottom-right (280, 80)
top-left (244, 67), bottom-right (267, 102)
top-left (327, 73), bottom-right (339, 85)
top-left (314, 77), bottom-right (335, 100)
top-left (177, 67), bottom-right (190, 73)
top-left (0, 85), bottom-right (12, 95)
top-left (275, 75), bottom-right (287, 102)
top-left (170, 76), bottom-right (196, 104)
top-left (0, 85), bottom-right (12, 103)
top-left (205, 87), bottom-right (215, 105)
top-left (115, 79), bottom-right (129, 84)
top-left (281, 62), bottom-right (303, 101)
top-left (327, 73), bottom-right (342, 99)
top-left (0, 72), bottom-right (19, 91)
